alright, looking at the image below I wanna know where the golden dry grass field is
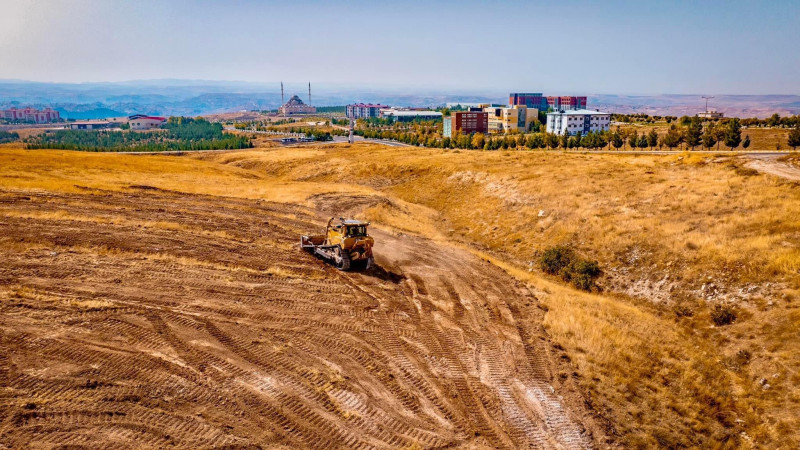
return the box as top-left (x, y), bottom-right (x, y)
top-left (2, 143), bottom-right (800, 448)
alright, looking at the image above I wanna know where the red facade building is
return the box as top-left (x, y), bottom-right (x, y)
top-left (444, 111), bottom-right (488, 137)
top-left (0, 107), bottom-right (60, 123)
top-left (508, 93), bottom-right (587, 111)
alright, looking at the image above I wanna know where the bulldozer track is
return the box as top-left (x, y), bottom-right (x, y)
top-left (0, 188), bottom-right (598, 448)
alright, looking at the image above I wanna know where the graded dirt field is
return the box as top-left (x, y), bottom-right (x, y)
top-left (2, 144), bottom-right (800, 448)
top-left (0, 150), bottom-right (600, 448)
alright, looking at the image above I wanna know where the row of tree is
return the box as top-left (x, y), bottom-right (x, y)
top-left (613, 112), bottom-right (800, 128)
top-left (355, 118), bottom-right (800, 151)
top-left (26, 117), bottom-right (252, 152)
top-left (613, 118), bottom-right (750, 151)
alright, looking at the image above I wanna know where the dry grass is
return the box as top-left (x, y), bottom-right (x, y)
top-left (207, 143), bottom-right (799, 447)
top-left (4, 144), bottom-right (800, 447)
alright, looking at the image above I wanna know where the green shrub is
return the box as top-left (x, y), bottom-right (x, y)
top-left (540, 245), bottom-right (575, 275)
top-left (540, 245), bottom-right (601, 291)
top-left (565, 259), bottom-right (601, 291)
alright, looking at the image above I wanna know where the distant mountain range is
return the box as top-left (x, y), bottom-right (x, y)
top-left (0, 80), bottom-right (797, 119)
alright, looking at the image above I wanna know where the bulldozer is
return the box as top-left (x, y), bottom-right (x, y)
top-left (301, 218), bottom-right (374, 271)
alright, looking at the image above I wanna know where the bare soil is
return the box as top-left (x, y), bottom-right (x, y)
top-left (745, 153), bottom-right (800, 181)
top-left (0, 187), bottom-right (606, 448)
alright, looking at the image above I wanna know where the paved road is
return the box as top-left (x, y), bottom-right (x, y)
top-left (228, 127), bottom-right (412, 148)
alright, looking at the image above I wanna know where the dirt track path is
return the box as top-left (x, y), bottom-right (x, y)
top-left (744, 154), bottom-right (800, 181)
top-left (349, 229), bottom-right (596, 448)
top-left (0, 187), bottom-right (599, 448)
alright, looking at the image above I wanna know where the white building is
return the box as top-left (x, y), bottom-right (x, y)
top-left (546, 109), bottom-right (611, 136)
top-left (379, 109), bottom-right (442, 122)
top-left (697, 110), bottom-right (724, 119)
top-left (346, 103), bottom-right (390, 119)
top-left (128, 114), bottom-right (166, 130)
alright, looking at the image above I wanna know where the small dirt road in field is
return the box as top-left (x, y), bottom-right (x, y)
top-left (744, 154), bottom-right (800, 181)
top-left (0, 187), bottom-right (601, 448)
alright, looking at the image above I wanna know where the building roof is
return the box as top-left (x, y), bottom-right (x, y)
top-left (547, 109), bottom-right (609, 116)
top-left (383, 110), bottom-right (442, 117)
top-left (349, 103), bottom-right (389, 108)
top-left (284, 95), bottom-right (307, 106)
top-left (341, 219), bottom-right (370, 225)
top-left (128, 114), bottom-right (166, 121)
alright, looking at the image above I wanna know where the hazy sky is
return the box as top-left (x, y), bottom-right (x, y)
top-left (1, 0), bottom-right (798, 94)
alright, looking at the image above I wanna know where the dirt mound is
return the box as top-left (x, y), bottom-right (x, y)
top-left (0, 188), bottom-right (602, 448)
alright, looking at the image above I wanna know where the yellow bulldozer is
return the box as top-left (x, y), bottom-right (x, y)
top-left (301, 218), bottom-right (375, 271)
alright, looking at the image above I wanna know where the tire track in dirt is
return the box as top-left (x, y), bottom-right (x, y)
top-left (0, 188), bottom-right (602, 448)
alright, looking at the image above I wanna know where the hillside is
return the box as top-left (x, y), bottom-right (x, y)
top-left (194, 143), bottom-right (800, 447)
top-left (0, 147), bottom-right (601, 448)
top-left (1, 143), bottom-right (799, 447)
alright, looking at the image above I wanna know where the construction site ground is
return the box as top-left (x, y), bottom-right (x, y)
top-left (0, 180), bottom-right (605, 448)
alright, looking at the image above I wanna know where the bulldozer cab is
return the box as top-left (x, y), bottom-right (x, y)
top-left (345, 224), bottom-right (368, 237)
top-left (327, 218), bottom-right (369, 238)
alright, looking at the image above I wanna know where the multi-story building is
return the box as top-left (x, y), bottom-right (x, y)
top-left (546, 109), bottom-right (611, 136)
top-left (546, 96), bottom-right (587, 111)
top-left (379, 109), bottom-right (442, 122)
top-left (443, 111), bottom-right (488, 137)
top-left (346, 103), bottom-right (390, 119)
top-left (509, 93), bottom-right (545, 109)
top-left (0, 107), bottom-right (60, 123)
top-left (509, 93), bottom-right (587, 111)
top-left (484, 105), bottom-right (537, 134)
top-left (128, 114), bottom-right (167, 130)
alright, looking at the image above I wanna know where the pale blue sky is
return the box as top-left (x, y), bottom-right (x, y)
top-left (0, 0), bottom-right (797, 94)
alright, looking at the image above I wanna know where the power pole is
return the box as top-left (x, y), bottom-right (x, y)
top-left (701, 96), bottom-right (714, 133)
top-left (701, 95), bottom-right (714, 112)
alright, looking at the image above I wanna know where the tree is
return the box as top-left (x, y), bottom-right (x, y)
top-left (628, 131), bottom-right (638, 150)
top-left (661, 125), bottom-right (682, 150)
top-left (647, 129), bottom-right (658, 150)
top-left (559, 132), bottom-right (569, 149)
top-left (767, 113), bottom-right (781, 127)
top-left (713, 123), bottom-right (726, 150)
top-left (685, 117), bottom-right (702, 150)
top-left (723, 118), bottom-right (742, 151)
top-left (472, 133), bottom-right (485, 150)
top-left (742, 135), bottom-right (750, 150)
top-left (610, 131), bottom-right (624, 150)
top-left (701, 126), bottom-right (717, 150)
top-left (789, 124), bottom-right (800, 150)
top-left (636, 135), bottom-right (647, 149)
top-left (527, 133), bottom-right (544, 149)
top-left (545, 133), bottom-right (559, 150)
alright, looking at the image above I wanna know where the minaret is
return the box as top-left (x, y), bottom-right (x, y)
top-left (280, 81), bottom-right (285, 117)
top-left (308, 82), bottom-right (311, 105)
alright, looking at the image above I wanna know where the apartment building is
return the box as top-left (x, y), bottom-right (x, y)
top-left (546, 109), bottom-right (611, 136)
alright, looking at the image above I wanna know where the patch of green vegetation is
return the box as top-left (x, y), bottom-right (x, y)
top-left (0, 131), bottom-right (20, 143)
top-left (26, 117), bottom-right (252, 152)
top-left (540, 245), bottom-right (601, 291)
